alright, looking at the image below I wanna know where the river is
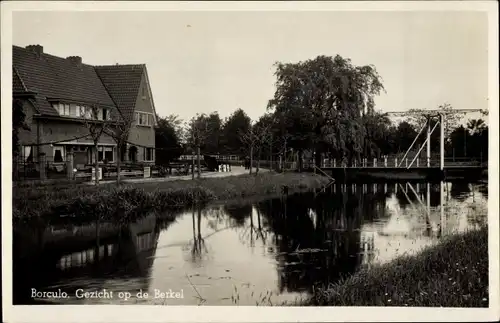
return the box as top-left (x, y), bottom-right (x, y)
top-left (13, 180), bottom-right (488, 305)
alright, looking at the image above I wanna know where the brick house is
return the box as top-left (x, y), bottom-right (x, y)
top-left (13, 44), bottom-right (157, 171)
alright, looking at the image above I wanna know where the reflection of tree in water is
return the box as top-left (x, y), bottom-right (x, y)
top-left (189, 207), bottom-right (209, 263)
top-left (476, 182), bottom-right (488, 197)
top-left (239, 206), bottom-right (271, 248)
top-left (449, 181), bottom-right (471, 201)
top-left (254, 186), bottom-right (389, 294)
top-left (223, 204), bottom-right (253, 227)
top-left (183, 204), bottom-right (254, 264)
top-left (463, 184), bottom-right (488, 229)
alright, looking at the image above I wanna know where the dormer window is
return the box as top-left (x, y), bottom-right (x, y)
top-left (102, 108), bottom-right (109, 121)
top-left (79, 106), bottom-right (93, 119)
top-left (52, 102), bottom-right (112, 121)
top-left (56, 103), bottom-right (71, 116)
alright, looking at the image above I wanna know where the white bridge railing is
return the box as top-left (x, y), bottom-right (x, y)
top-left (305, 157), bottom-right (485, 169)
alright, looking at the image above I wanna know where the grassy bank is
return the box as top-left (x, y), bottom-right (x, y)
top-left (13, 172), bottom-right (330, 226)
top-left (301, 227), bottom-right (488, 307)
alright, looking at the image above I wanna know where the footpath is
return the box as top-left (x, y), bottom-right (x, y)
top-left (91, 166), bottom-right (267, 185)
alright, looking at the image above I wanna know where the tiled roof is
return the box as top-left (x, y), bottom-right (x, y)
top-left (94, 65), bottom-right (145, 122)
top-left (13, 45), bottom-right (117, 116)
top-left (12, 67), bottom-right (27, 93)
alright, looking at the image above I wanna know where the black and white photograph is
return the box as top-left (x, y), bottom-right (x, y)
top-left (2, 1), bottom-right (499, 322)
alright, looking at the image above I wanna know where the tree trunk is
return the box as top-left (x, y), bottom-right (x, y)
top-left (197, 146), bottom-right (201, 179)
top-left (197, 207), bottom-right (202, 237)
top-left (13, 155), bottom-right (19, 181)
top-left (315, 148), bottom-right (321, 168)
top-left (116, 143), bottom-right (122, 184)
top-left (256, 149), bottom-right (261, 175)
top-left (95, 217), bottom-right (100, 263)
top-left (269, 135), bottom-right (273, 171)
top-left (94, 140), bottom-right (100, 185)
top-left (249, 144), bottom-right (254, 175)
top-left (283, 139), bottom-right (287, 171)
top-left (298, 150), bottom-right (303, 172)
top-left (191, 150), bottom-right (195, 180)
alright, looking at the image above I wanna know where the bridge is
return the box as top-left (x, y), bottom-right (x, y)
top-left (314, 108), bottom-right (488, 181)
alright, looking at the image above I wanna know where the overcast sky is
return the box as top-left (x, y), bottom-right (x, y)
top-left (13, 10), bottom-right (488, 124)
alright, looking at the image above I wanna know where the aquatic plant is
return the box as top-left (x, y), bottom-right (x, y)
top-left (13, 172), bottom-right (329, 227)
top-left (300, 227), bottom-right (488, 307)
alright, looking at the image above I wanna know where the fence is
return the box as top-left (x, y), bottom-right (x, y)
top-left (304, 156), bottom-right (485, 169)
top-left (13, 155), bottom-right (158, 182)
top-left (14, 156), bottom-right (69, 181)
top-left (13, 155), bottom-right (235, 183)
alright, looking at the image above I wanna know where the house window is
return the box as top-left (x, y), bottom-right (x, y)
top-left (145, 147), bottom-right (154, 161)
top-left (79, 106), bottom-right (93, 119)
top-left (135, 112), bottom-right (152, 126)
top-left (53, 145), bottom-right (65, 163)
top-left (98, 146), bottom-right (114, 163)
top-left (97, 107), bottom-right (110, 121)
top-left (54, 103), bottom-right (70, 116)
top-left (102, 108), bottom-right (109, 121)
top-left (22, 145), bottom-right (33, 162)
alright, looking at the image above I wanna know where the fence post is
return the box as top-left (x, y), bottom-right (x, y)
top-left (333, 159), bottom-right (336, 168)
top-left (384, 157), bottom-right (387, 167)
top-left (39, 153), bottom-right (47, 180)
top-left (405, 158), bottom-right (408, 168)
top-left (92, 167), bottom-right (103, 182)
top-left (143, 165), bottom-right (151, 178)
top-left (416, 158), bottom-right (419, 168)
top-left (395, 158), bottom-right (398, 167)
top-left (66, 152), bottom-right (74, 180)
top-left (354, 159), bottom-right (357, 167)
top-left (373, 158), bottom-right (377, 167)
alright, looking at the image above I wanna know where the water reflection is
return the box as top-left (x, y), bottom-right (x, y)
top-left (14, 181), bottom-right (488, 305)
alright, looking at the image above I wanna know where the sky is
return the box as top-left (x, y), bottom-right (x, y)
top-left (12, 10), bottom-right (489, 124)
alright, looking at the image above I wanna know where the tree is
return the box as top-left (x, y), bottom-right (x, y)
top-left (221, 109), bottom-right (251, 155)
top-left (467, 119), bottom-right (487, 135)
top-left (164, 114), bottom-right (185, 144)
top-left (155, 115), bottom-right (183, 165)
top-left (81, 104), bottom-right (109, 185)
top-left (105, 111), bottom-right (133, 184)
top-left (13, 98), bottom-right (30, 181)
top-left (13, 98), bottom-right (28, 159)
top-left (361, 111), bottom-right (392, 158)
top-left (204, 112), bottom-right (223, 154)
top-left (268, 55), bottom-right (384, 170)
top-left (186, 114), bottom-right (210, 179)
top-left (467, 119), bottom-right (488, 161)
top-left (239, 120), bottom-right (271, 175)
top-left (240, 114), bottom-right (275, 174)
top-left (394, 121), bottom-right (418, 154)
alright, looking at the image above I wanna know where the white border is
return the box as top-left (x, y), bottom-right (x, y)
top-left (2, 1), bottom-right (499, 322)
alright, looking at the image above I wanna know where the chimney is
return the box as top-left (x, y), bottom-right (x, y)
top-left (67, 56), bottom-right (82, 66)
top-left (26, 44), bottom-right (43, 55)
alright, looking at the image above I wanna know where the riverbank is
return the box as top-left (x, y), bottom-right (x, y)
top-left (300, 227), bottom-right (488, 307)
top-left (13, 171), bottom-right (330, 226)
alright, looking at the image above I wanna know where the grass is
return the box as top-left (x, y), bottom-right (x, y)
top-left (13, 172), bottom-right (330, 226)
top-left (300, 226), bottom-right (489, 307)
